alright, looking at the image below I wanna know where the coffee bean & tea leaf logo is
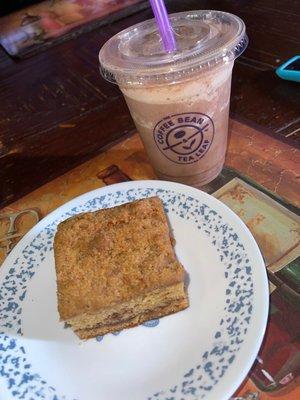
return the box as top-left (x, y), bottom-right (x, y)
top-left (153, 113), bottom-right (214, 164)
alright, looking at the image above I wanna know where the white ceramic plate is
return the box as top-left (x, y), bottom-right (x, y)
top-left (0, 180), bottom-right (268, 400)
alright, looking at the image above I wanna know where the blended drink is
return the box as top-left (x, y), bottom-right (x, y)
top-left (121, 64), bottom-right (233, 185)
top-left (99, 11), bottom-right (248, 186)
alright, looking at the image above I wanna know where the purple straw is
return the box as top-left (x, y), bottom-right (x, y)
top-left (149, 0), bottom-right (176, 52)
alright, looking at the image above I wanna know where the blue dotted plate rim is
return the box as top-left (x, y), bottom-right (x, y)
top-left (0, 180), bottom-right (269, 400)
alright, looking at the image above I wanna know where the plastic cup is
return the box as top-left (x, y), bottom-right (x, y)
top-left (99, 10), bottom-right (248, 186)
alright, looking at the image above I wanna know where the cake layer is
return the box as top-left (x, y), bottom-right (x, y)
top-left (54, 197), bottom-right (186, 321)
top-left (75, 296), bottom-right (189, 339)
top-left (68, 282), bottom-right (186, 331)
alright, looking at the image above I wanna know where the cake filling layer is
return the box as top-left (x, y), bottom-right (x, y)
top-left (68, 282), bottom-right (186, 331)
top-left (75, 297), bottom-right (189, 339)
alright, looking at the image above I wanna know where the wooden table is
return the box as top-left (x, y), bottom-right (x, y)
top-left (0, 1), bottom-right (299, 396)
top-left (1, 120), bottom-right (299, 399)
top-left (1, 0), bottom-right (300, 207)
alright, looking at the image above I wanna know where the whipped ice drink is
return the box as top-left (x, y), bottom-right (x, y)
top-left (99, 11), bottom-right (248, 186)
top-left (121, 63), bottom-right (233, 185)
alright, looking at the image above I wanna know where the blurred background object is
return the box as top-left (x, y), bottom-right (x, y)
top-left (1, 0), bottom-right (44, 17)
top-left (0, 0), bottom-right (147, 57)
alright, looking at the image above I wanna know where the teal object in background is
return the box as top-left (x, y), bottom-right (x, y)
top-left (276, 55), bottom-right (300, 82)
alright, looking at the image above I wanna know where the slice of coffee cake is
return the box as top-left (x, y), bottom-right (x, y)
top-left (54, 196), bottom-right (188, 339)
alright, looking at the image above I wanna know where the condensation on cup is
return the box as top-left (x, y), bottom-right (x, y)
top-left (99, 10), bottom-right (248, 187)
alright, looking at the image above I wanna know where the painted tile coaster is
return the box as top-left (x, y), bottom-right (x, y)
top-left (213, 178), bottom-right (300, 273)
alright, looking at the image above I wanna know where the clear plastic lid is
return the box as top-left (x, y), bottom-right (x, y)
top-left (99, 10), bottom-right (248, 86)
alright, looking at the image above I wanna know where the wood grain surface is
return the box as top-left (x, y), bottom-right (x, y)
top-left (1, 121), bottom-right (300, 399)
top-left (1, 0), bottom-right (299, 207)
top-left (1, 121), bottom-right (298, 221)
